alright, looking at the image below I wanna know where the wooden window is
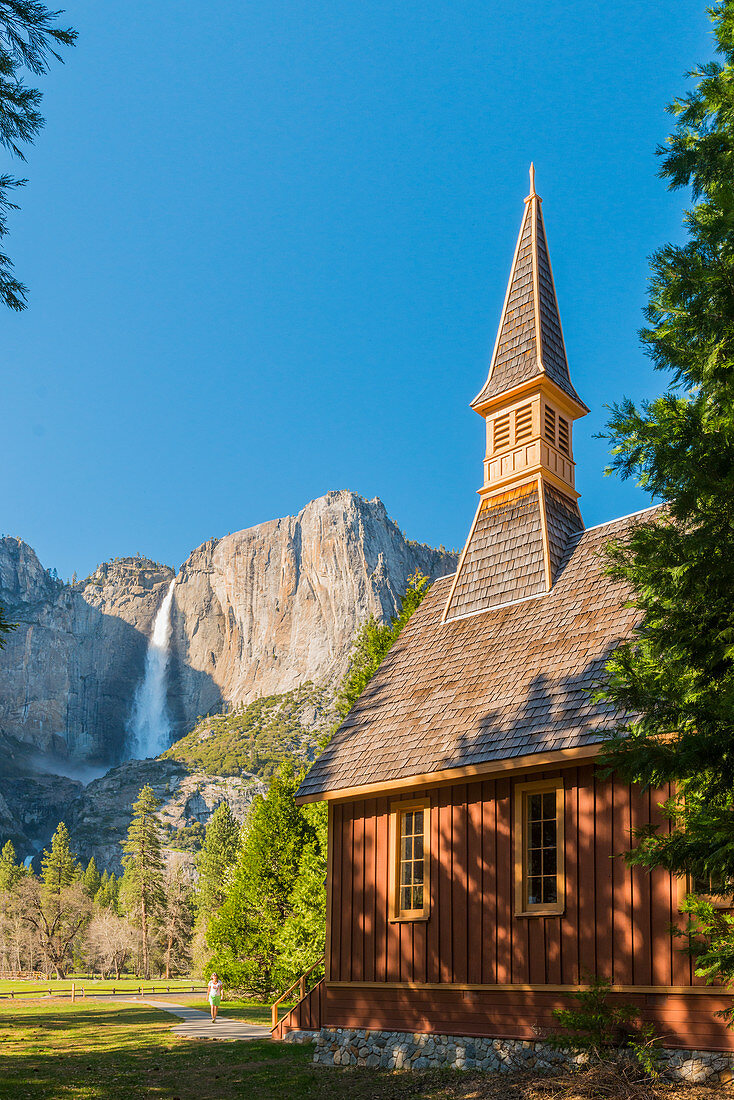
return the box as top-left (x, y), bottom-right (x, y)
top-left (389, 797), bottom-right (430, 921)
top-left (493, 413), bottom-right (511, 452)
top-left (515, 403), bottom-right (533, 444)
top-left (514, 778), bottom-right (564, 916)
top-left (544, 405), bottom-right (556, 445)
top-left (687, 873), bottom-right (734, 910)
top-left (558, 416), bottom-right (570, 454)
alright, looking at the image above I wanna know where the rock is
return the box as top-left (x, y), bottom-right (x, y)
top-left (0, 493), bottom-right (456, 764)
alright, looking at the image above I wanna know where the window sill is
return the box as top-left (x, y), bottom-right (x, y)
top-left (515, 907), bottom-right (565, 918)
top-left (389, 912), bottom-right (430, 923)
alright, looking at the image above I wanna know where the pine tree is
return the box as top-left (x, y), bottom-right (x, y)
top-left (41, 823), bottom-right (80, 895)
top-left (0, 1), bottom-right (76, 309)
top-left (0, 839), bottom-right (22, 891)
top-left (597, 0), bottom-right (734, 998)
top-left (95, 871), bottom-right (119, 912)
top-left (336, 570), bottom-right (430, 720)
top-left (120, 786), bottom-right (164, 979)
top-left (82, 857), bottom-right (101, 900)
top-left (195, 801), bottom-right (240, 919)
top-left (207, 763), bottom-right (313, 996)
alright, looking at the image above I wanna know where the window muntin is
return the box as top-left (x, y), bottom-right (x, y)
top-left (399, 809), bottom-right (424, 912)
top-left (390, 798), bottom-right (430, 921)
top-left (689, 873), bottom-right (734, 909)
top-left (515, 779), bottom-right (565, 916)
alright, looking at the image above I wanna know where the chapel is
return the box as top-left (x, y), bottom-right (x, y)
top-left (273, 171), bottom-right (733, 1063)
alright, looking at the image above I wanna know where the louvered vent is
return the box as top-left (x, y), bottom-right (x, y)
top-left (558, 416), bottom-right (570, 454)
top-left (493, 414), bottom-right (511, 452)
top-left (544, 406), bottom-right (556, 444)
top-left (515, 404), bottom-right (532, 444)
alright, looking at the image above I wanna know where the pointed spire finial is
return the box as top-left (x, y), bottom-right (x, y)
top-left (529, 162), bottom-right (536, 195)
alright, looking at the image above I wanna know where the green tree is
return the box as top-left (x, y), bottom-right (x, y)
top-left (0, 839), bottom-right (22, 891)
top-left (336, 570), bottom-right (430, 720)
top-left (40, 823), bottom-right (79, 895)
top-left (81, 857), bottom-right (101, 900)
top-left (207, 763), bottom-right (314, 997)
top-left (120, 786), bottom-right (164, 979)
top-left (95, 870), bottom-right (119, 912)
top-left (275, 799), bottom-right (327, 989)
top-left (0, 1), bottom-right (76, 309)
top-left (195, 801), bottom-right (240, 919)
top-left (597, 0), bottom-right (734, 1003)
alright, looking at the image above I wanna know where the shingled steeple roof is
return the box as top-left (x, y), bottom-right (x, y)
top-left (472, 166), bottom-right (587, 413)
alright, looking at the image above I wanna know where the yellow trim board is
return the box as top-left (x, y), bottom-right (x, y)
top-left (295, 743), bottom-right (601, 805)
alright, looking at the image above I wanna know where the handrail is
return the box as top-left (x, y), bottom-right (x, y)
top-left (270, 954), bottom-right (325, 1028)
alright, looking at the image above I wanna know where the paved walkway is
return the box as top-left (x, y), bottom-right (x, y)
top-left (131, 998), bottom-right (272, 1042)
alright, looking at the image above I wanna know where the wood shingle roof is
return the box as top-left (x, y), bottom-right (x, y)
top-left (297, 508), bottom-right (658, 802)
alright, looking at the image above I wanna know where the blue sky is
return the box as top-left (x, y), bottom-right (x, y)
top-left (3, 1), bottom-right (711, 580)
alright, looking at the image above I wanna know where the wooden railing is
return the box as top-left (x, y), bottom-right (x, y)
top-left (270, 955), bottom-right (325, 1029)
top-left (0, 983), bottom-right (207, 1001)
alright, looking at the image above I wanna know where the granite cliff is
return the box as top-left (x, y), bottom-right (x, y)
top-left (0, 491), bottom-right (456, 765)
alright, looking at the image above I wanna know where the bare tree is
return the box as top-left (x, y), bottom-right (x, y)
top-left (85, 911), bottom-right (138, 979)
top-left (17, 877), bottom-right (90, 978)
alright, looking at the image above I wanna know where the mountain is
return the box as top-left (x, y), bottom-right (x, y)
top-left (0, 491), bottom-right (456, 767)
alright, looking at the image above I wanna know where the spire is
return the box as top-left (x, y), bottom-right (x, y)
top-left (471, 167), bottom-right (587, 413)
top-left (442, 172), bottom-right (587, 623)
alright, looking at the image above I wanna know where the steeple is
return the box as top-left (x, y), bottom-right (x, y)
top-left (443, 170), bottom-right (587, 623)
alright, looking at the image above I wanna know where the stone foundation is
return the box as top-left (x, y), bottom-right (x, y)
top-left (283, 1027), bottom-right (734, 1084)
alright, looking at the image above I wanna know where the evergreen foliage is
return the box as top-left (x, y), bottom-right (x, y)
top-left (207, 762), bottom-right (317, 997)
top-left (336, 570), bottom-right (430, 720)
top-left (0, 1), bottom-right (76, 309)
top-left (120, 785), bottom-right (165, 979)
top-left (162, 683), bottom-right (332, 779)
top-left (195, 801), bottom-right (240, 918)
top-left (0, 839), bottom-right (22, 890)
top-left (95, 870), bottom-right (119, 912)
top-left (81, 857), bottom-right (101, 900)
top-left (40, 823), bottom-right (80, 895)
top-left (597, 0), bottom-right (734, 1002)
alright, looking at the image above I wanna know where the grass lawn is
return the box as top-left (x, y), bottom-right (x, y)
top-left (0, 1000), bottom-right (732, 1100)
top-left (186, 999), bottom-right (284, 1026)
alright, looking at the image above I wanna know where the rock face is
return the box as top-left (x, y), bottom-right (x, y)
top-left (65, 758), bottom-right (263, 874)
top-left (0, 492), bottom-right (456, 764)
top-left (0, 539), bottom-right (174, 761)
top-left (169, 491), bottom-right (456, 730)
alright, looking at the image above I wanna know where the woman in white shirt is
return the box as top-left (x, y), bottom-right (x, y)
top-left (207, 972), bottom-right (223, 1022)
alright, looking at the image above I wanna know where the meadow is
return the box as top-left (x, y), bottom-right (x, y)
top-left (0, 998), bottom-right (732, 1100)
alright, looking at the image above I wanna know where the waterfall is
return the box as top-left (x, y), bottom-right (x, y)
top-left (127, 579), bottom-right (176, 759)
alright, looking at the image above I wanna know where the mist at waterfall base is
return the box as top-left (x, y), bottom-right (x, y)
top-left (127, 580), bottom-right (176, 760)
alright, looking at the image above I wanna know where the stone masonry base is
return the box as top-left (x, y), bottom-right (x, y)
top-left (283, 1027), bottom-right (734, 1084)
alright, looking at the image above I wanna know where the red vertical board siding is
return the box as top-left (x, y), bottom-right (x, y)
top-left (452, 786), bottom-right (468, 984)
top-left (630, 786), bottom-right (652, 987)
top-left (576, 768), bottom-right (596, 981)
top-left (595, 775), bottom-right (614, 981)
top-left (363, 800), bottom-right (376, 983)
top-left (495, 777), bottom-right (513, 984)
top-left (467, 783), bottom-right (483, 985)
top-left (352, 801), bottom-right (365, 982)
top-left (325, 771), bottom-right (715, 1044)
top-left (650, 786), bottom-right (673, 988)
top-left (374, 797), bottom-right (389, 984)
top-left (438, 787), bottom-right (453, 984)
top-left (340, 802), bottom-right (354, 983)
top-left (330, 802), bottom-right (343, 981)
top-left (560, 770), bottom-right (579, 985)
top-left (427, 788), bottom-right (441, 983)
top-left (611, 782), bottom-right (634, 985)
top-left (481, 780), bottom-right (498, 985)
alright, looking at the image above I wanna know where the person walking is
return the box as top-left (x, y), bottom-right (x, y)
top-left (207, 972), bottom-right (223, 1023)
